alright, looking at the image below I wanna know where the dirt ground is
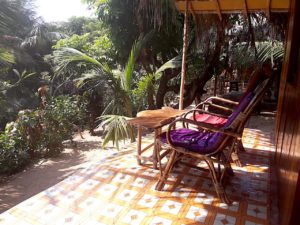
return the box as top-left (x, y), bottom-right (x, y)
top-left (0, 130), bottom-right (121, 213)
top-left (0, 115), bottom-right (275, 214)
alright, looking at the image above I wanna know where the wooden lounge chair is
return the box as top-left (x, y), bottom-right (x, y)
top-left (182, 67), bottom-right (274, 166)
top-left (155, 78), bottom-right (272, 204)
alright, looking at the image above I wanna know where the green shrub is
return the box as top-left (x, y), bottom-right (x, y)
top-left (41, 95), bottom-right (85, 155)
top-left (0, 125), bottom-right (30, 174)
top-left (0, 95), bottom-right (86, 174)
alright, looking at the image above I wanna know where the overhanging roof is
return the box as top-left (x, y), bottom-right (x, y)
top-left (175, 0), bottom-right (290, 14)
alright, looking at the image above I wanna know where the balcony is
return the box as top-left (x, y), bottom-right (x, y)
top-left (0, 116), bottom-right (278, 225)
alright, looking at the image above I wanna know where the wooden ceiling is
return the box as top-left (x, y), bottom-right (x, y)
top-left (174, 0), bottom-right (290, 14)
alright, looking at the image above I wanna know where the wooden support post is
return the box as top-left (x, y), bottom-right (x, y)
top-left (179, 0), bottom-right (189, 110)
top-left (266, 0), bottom-right (271, 19)
top-left (214, 74), bottom-right (218, 96)
top-left (137, 125), bottom-right (142, 165)
top-left (214, 0), bottom-right (222, 21)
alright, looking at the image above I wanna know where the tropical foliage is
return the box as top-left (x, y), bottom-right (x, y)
top-left (0, 0), bottom-right (287, 174)
top-left (0, 96), bottom-right (85, 174)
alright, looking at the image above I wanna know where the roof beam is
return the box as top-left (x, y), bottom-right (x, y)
top-left (175, 0), bottom-right (290, 14)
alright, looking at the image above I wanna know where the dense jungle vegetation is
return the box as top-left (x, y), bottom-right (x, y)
top-left (0, 0), bottom-right (287, 174)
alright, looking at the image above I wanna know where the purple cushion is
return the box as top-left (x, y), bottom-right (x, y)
top-left (224, 92), bottom-right (254, 128)
top-left (160, 92), bottom-right (254, 154)
top-left (160, 128), bottom-right (222, 154)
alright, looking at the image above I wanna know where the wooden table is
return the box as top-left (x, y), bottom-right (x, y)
top-left (127, 107), bottom-right (187, 169)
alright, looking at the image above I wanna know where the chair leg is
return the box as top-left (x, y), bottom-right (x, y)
top-left (220, 152), bottom-right (234, 177)
top-left (237, 139), bottom-right (246, 152)
top-left (229, 140), bottom-right (243, 167)
top-left (206, 159), bottom-right (232, 204)
top-left (155, 150), bottom-right (177, 191)
top-left (232, 141), bottom-right (243, 167)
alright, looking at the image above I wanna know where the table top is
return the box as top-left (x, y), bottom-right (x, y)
top-left (128, 107), bottom-right (187, 129)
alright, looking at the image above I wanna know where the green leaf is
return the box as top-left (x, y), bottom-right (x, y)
top-left (99, 115), bottom-right (135, 150)
top-left (156, 55), bottom-right (182, 74)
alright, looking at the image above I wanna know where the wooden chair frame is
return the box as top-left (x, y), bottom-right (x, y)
top-left (155, 78), bottom-right (272, 204)
top-left (181, 74), bottom-right (275, 166)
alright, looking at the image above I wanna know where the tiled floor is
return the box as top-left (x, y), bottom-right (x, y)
top-left (0, 126), bottom-right (277, 225)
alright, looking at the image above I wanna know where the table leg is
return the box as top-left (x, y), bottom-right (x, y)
top-left (137, 125), bottom-right (142, 165)
top-left (153, 128), bottom-right (161, 170)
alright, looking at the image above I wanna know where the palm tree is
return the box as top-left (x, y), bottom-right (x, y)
top-left (47, 33), bottom-right (152, 149)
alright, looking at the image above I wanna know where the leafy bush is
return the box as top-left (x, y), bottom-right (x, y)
top-left (41, 95), bottom-right (85, 155)
top-left (0, 121), bottom-right (30, 174)
top-left (0, 95), bottom-right (86, 174)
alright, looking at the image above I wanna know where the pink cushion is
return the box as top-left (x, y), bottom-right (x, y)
top-left (189, 114), bottom-right (228, 127)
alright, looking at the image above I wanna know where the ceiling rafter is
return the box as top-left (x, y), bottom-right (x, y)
top-left (174, 0), bottom-right (290, 14)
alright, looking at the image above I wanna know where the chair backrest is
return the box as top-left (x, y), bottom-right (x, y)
top-left (207, 92), bottom-right (254, 149)
top-left (239, 65), bottom-right (272, 101)
top-left (207, 76), bottom-right (273, 154)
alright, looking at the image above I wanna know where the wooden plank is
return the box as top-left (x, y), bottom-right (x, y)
top-left (175, 0), bottom-right (290, 14)
top-left (275, 0), bottom-right (300, 224)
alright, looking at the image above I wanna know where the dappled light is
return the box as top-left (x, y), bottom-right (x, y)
top-left (1, 0), bottom-right (294, 224)
top-left (0, 117), bottom-right (278, 224)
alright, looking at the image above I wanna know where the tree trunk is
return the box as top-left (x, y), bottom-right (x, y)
top-left (156, 69), bottom-right (180, 108)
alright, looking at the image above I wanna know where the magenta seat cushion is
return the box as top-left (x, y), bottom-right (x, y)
top-left (190, 114), bottom-right (228, 127)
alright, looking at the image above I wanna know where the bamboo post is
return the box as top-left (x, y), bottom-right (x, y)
top-left (214, 73), bottom-right (218, 96)
top-left (179, 0), bottom-right (189, 110)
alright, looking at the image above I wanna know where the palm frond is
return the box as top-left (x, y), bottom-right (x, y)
top-left (0, 69), bottom-right (36, 91)
top-left (99, 115), bottom-right (135, 150)
top-left (0, 48), bottom-right (15, 66)
top-left (133, 73), bottom-right (156, 110)
top-left (123, 31), bottom-right (154, 91)
top-left (0, 0), bottom-right (18, 34)
top-left (256, 41), bottom-right (284, 64)
top-left (50, 47), bottom-right (102, 74)
top-left (155, 55), bottom-right (182, 74)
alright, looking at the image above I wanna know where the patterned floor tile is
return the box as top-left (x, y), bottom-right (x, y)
top-left (138, 194), bottom-right (159, 208)
top-left (122, 209), bottom-right (147, 225)
top-left (93, 169), bottom-right (115, 179)
top-left (194, 192), bottom-right (215, 205)
top-left (244, 220), bottom-right (264, 225)
top-left (247, 204), bottom-right (268, 220)
top-left (148, 216), bottom-right (173, 225)
top-left (218, 201), bottom-right (240, 212)
top-left (97, 183), bottom-right (118, 196)
top-left (117, 189), bottom-right (139, 202)
top-left (185, 206), bottom-right (208, 223)
top-left (160, 200), bottom-right (183, 215)
top-left (112, 173), bottom-right (132, 183)
top-left (131, 177), bottom-right (150, 188)
top-left (99, 203), bottom-right (124, 218)
top-left (0, 127), bottom-right (278, 225)
top-left (35, 204), bottom-right (65, 223)
top-left (78, 179), bottom-right (101, 190)
top-left (213, 213), bottom-right (236, 225)
top-left (171, 186), bottom-right (192, 200)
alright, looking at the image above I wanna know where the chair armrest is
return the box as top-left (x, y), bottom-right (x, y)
top-left (201, 102), bottom-right (234, 113)
top-left (182, 108), bottom-right (229, 121)
top-left (196, 96), bottom-right (239, 108)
